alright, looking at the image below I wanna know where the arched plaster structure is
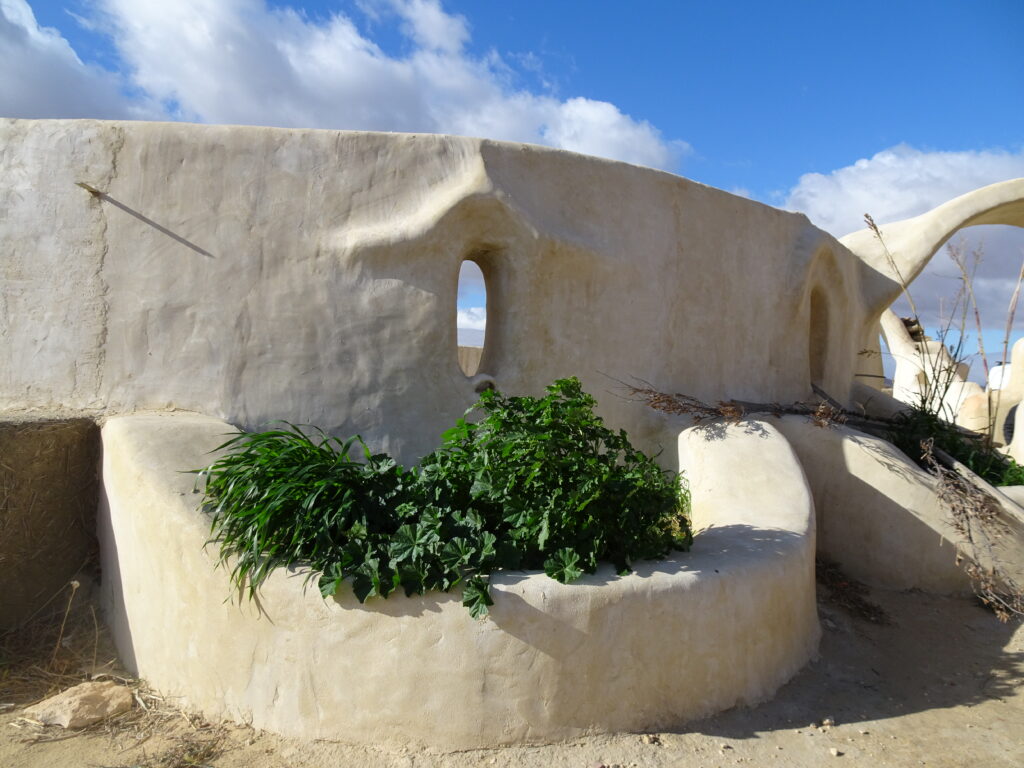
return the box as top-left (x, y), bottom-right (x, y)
top-left (842, 179), bottom-right (1024, 397)
top-left (5, 119), bottom-right (1023, 745)
top-left (842, 178), bottom-right (1024, 320)
top-left (99, 412), bottom-right (818, 747)
top-left (985, 337), bottom-right (1024, 448)
top-left (879, 308), bottom-right (983, 421)
top-left (2, 119), bottom-right (876, 459)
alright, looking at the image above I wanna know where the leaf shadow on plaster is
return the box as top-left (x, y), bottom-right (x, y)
top-left (92, 192), bottom-right (216, 259)
top-left (849, 431), bottom-right (934, 485)
top-left (689, 418), bottom-right (772, 442)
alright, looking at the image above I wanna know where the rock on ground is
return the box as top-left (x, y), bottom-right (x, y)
top-left (24, 681), bottom-right (132, 729)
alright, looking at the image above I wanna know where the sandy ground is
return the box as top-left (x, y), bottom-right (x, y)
top-left (2, 587), bottom-right (1023, 768)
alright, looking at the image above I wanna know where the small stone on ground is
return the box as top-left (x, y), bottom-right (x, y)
top-left (24, 681), bottom-right (132, 729)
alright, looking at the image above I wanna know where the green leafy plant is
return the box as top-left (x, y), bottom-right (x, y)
top-left (197, 377), bottom-right (691, 618)
top-left (887, 406), bottom-right (1024, 487)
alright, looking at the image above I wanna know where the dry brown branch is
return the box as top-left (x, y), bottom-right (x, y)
top-left (623, 385), bottom-right (745, 424)
top-left (623, 382), bottom-right (849, 431)
top-left (922, 439), bottom-right (1024, 622)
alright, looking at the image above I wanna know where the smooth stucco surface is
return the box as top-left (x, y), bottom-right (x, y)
top-left (99, 412), bottom-right (819, 747)
top-left (3, 118), bottom-right (873, 464)
top-left (774, 415), bottom-right (971, 593)
top-left (9, 119), bottom-right (1024, 747)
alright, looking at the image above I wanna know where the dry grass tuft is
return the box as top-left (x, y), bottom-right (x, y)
top-left (816, 555), bottom-right (890, 624)
top-left (1, 579), bottom-right (107, 707)
top-left (93, 724), bottom-right (229, 768)
top-left (922, 440), bottom-right (1024, 622)
top-left (1, 578), bottom-right (203, 750)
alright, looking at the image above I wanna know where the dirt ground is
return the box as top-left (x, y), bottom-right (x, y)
top-left (2, 584), bottom-right (1022, 768)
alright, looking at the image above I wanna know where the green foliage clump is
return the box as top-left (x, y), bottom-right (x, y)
top-left (198, 377), bottom-right (691, 618)
top-left (888, 407), bottom-right (1024, 487)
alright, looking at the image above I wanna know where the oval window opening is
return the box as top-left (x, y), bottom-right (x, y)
top-left (457, 259), bottom-right (486, 376)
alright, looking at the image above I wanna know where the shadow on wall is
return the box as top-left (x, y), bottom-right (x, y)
top-left (78, 184), bottom-right (216, 259)
top-left (96, 486), bottom-right (138, 673)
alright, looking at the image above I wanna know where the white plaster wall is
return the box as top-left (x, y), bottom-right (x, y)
top-left (2, 119), bottom-right (869, 464)
top-left (99, 412), bottom-right (819, 747)
top-left (774, 415), bottom-right (972, 593)
top-left (880, 310), bottom-right (983, 422)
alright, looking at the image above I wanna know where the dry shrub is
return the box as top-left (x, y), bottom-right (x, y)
top-left (623, 385), bottom-right (745, 424)
top-left (922, 440), bottom-right (1024, 622)
top-left (623, 382), bottom-right (848, 430)
top-left (95, 725), bottom-right (229, 768)
top-left (1, 578), bottom-right (200, 750)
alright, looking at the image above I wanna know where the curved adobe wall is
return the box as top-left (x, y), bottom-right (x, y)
top-left (99, 412), bottom-right (818, 747)
top-left (3, 119), bottom-right (868, 464)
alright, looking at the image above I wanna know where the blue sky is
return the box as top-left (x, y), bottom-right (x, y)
top-left (4, 0), bottom-right (1024, 378)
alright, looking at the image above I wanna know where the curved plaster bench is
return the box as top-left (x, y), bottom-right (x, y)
top-left (98, 412), bottom-right (819, 748)
top-left (773, 414), bottom-right (1024, 595)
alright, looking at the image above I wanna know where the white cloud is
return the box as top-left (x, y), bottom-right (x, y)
top-left (456, 307), bottom-right (486, 330)
top-left (784, 143), bottom-right (1024, 238)
top-left (782, 144), bottom-right (1024, 348)
top-left (65, 0), bottom-right (683, 170)
top-left (391, 0), bottom-right (468, 54)
top-left (0, 0), bottom-right (138, 119)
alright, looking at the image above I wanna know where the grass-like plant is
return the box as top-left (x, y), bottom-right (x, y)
top-left (197, 377), bottom-right (691, 618)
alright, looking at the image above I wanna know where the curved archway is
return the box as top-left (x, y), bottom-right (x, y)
top-left (842, 178), bottom-right (1024, 316)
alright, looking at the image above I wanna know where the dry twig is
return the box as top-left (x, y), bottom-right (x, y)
top-left (922, 439), bottom-right (1024, 622)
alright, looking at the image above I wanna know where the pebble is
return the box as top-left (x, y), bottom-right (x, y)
top-left (640, 733), bottom-right (661, 746)
top-left (830, 748), bottom-right (844, 757)
top-left (822, 716), bottom-right (836, 727)
top-left (720, 743), bottom-right (733, 750)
